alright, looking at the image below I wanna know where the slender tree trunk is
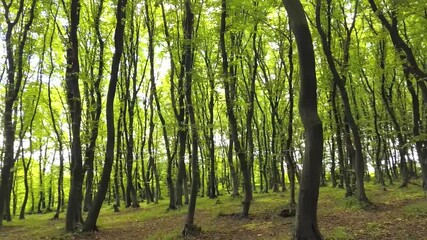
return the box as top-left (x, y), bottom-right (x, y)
top-left (83, 0), bottom-right (104, 212)
top-left (159, 0), bottom-right (188, 208)
top-left (227, 132), bottom-right (240, 197)
top-left (361, 69), bottom-right (386, 188)
top-left (0, 0), bottom-right (35, 227)
top-left (282, 29), bottom-right (296, 205)
top-left (315, 0), bottom-right (370, 205)
top-left (83, 0), bottom-right (127, 231)
top-left (47, 50), bottom-right (65, 220)
top-left (148, 106), bottom-right (161, 204)
top-left (407, 75), bottom-right (427, 191)
top-left (19, 73), bottom-right (41, 219)
top-left (64, 0), bottom-right (84, 231)
top-left (138, 94), bottom-right (152, 204)
top-left (367, 0), bottom-right (427, 191)
top-left (182, 1), bottom-right (201, 235)
top-left (145, 0), bottom-right (175, 208)
top-left (37, 144), bottom-right (46, 213)
top-left (201, 50), bottom-right (217, 199)
top-left (220, 0), bottom-right (252, 217)
top-left (19, 146), bottom-right (29, 220)
top-left (282, 0), bottom-right (323, 238)
top-left (332, 84), bottom-right (346, 189)
top-left (254, 117), bottom-right (264, 193)
top-left (379, 45), bottom-right (409, 187)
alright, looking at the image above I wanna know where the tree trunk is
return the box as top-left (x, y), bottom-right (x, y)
top-left (368, 0), bottom-right (427, 192)
top-left (37, 144), bottom-right (46, 213)
top-left (182, 0), bottom-right (201, 235)
top-left (0, 0), bottom-right (36, 227)
top-left (138, 96), bottom-right (152, 204)
top-left (19, 149), bottom-right (29, 220)
top-left (282, 0), bottom-right (323, 238)
top-left (361, 69), bottom-right (386, 188)
top-left (283, 30), bottom-right (296, 204)
top-left (315, 0), bottom-right (370, 205)
top-left (145, 0), bottom-right (175, 208)
top-left (83, 4), bottom-right (104, 210)
top-left (379, 46), bottom-right (409, 187)
top-left (47, 48), bottom-right (65, 220)
top-left (83, 0), bottom-right (127, 231)
top-left (220, 0), bottom-right (252, 217)
top-left (64, 0), bottom-right (84, 231)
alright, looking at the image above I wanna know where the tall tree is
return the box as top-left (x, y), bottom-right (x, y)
top-left (315, 0), bottom-right (370, 205)
top-left (122, 0), bottom-right (143, 208)
top-left (18, 70), bottom-right (43, 220)
top-left (64, 0), bottom-right (84, 231)
top-left (48, 76), bottom-right (66, 220)
top-left (159, 0), bottom-right (190, 207)
top-left (144, 0), bottom-right (176, 209)
top-left (282, 0), bottom-right (324, 238)
top-left (82, 0), bottom-right (105, 212)
top-left (182, 0), bottom-right (201, 236)
top-left (367, 0), bottom-right (427, 191)
top-left (83, 0), bottom-right (127, 231)
top-left (378, 42), bottom-right (409, 187)
top-left (0, 0), bottom-right (36, 227)
top-left (220, 0), bottom-right (253, 217)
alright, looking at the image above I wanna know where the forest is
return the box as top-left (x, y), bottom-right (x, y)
top-left (0, 0), bottom-right (426, 239)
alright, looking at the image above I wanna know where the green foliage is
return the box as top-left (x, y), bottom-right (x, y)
top-left (403, 201), bottom-right (427, 218)
top-left (328, 227), bottom-right (353, 240)
top-left (1, 183), bottom-right (426, 239)
top-left (1, 0), bottom-right (427, 236)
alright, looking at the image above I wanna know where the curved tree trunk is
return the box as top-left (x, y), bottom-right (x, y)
top-left (368, 0), bottom-right (427, 192)
top-left (47, 43), bottom-right (65, 220)
top-left (361, 69), bottom-right (386, 188)
top-left (379, 44), bottom-right (409, 187)
top-left (83, 0), bottom-right (127, 231)
top-left (64, 0), bottom-right (84, 231)
top-left (145, 0), bottom-right (175, 208)
top-left (19, 64), bottom-right (42, 219)
top-left (83, 0), bottom-right (104, 212)
top-left (315, 0), bottom-right (370, 205)
top-left (220, 0), bottom-right (252, 216)
top-left (182, 0), bottom-right (201, 235)
top-left (0, 0), bottom-right (36, 227)
top-left (282, 0), bottom-right (324, 238)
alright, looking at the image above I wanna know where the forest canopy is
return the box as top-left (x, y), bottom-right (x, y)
top-left (0, 0), bottom-right (426, 238)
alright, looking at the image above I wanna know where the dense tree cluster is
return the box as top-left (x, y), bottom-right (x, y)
top-left (0, 0), bottom-right (426, 238)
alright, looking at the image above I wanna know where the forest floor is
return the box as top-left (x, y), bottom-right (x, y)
top-left (1, 181), bottom-right (426, 239)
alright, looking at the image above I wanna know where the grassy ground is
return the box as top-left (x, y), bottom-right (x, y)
top-left (0, 181), bottom-right (426, 239)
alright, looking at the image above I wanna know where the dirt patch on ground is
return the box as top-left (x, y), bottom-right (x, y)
top-left (72, 197), bottom-right (426, 240)
top-left (1, 190), bottom-right (426, 240)
top-left (319, 198), bottom-right (427, 239)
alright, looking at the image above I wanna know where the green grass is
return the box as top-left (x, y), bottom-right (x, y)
top-left (404, 201), bottom-right (427, 217)
top-left (0, 181), bottom-right (426, 239)
top-left (328, 226), bottom-right (353, 240)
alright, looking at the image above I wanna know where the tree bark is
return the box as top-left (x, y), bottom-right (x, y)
top-left (145, 0), bottom-right (176, 209)
top-left (182, 0), bottom-right (201, 235)
top-left (361, 69), bottom-right (386, 188)
top-left (220, 0), bottom-right (252, 216)
top-left (0, 0), bottom-right (35, 227)
top-left (315, 0), bottom-right (370, 205)
top-left (367, 0), bottom-right (427, 191)
top-left (64, 0), bottom-right (84, 231)
top-left (378, 45), bottom-right (409, 187)
top-left (83, 0), bottom-right (127, 231)
top-left (83, 0), bottom-right (104, 212)
top-left (282, 0), bottom-right (324, 238)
